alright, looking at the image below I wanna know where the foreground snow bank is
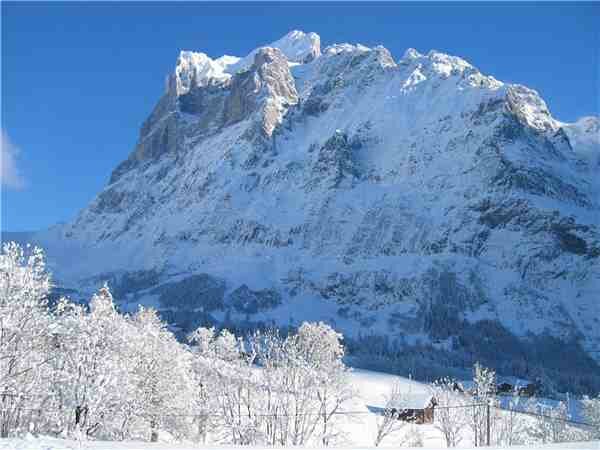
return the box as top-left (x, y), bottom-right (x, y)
top-left (1, 436), bottom-right (599, 450)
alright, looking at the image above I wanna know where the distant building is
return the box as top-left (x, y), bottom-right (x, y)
top-left (458, 377), bottom-right (538, 397)
top-left (389, 393), bottom-right (437, 424)
top-left (496, 377), bottom-right (538, 397)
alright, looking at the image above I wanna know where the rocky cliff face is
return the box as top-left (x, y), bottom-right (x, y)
top-left (25, 30), bottom-right (600, 391)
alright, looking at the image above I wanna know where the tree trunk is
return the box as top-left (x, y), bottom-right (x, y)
top-left (75, 405), bottom-right (88, 429)
top-left (150, 420), bottom-right (158, 442)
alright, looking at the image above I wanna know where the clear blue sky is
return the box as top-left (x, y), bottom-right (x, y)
top-left (2, 2), bottom-right (598, 232)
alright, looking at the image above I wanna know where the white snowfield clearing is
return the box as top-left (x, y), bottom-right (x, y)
top-left (1, 370), bottom-right (597, 450)
top-left (1, 436), bottom-right (598, 450)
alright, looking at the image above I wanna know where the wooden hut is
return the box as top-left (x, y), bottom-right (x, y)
top-left (390, 394), bottom-right (438, 424)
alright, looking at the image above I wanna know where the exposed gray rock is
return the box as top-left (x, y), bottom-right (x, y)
top-left (110, 47), bottom-right (298, 183)
top-left (224, 47), bottom-right (298, 137)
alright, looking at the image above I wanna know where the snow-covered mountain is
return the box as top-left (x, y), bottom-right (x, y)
top-left (12, 31), bottom-right (600, 390)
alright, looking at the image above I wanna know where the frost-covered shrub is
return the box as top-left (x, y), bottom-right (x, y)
top-left (0, 243), bottom-right (52, 437)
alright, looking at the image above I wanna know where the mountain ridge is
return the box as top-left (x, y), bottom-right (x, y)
top-left (6, 30), bottom-right (600, 393)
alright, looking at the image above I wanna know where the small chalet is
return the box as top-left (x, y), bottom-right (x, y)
top-left (389, 393), bottom-right (437, 424)
top-left (496, 377), bottom-right (538, 397)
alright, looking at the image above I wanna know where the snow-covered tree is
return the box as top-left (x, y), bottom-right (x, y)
top-left (0, 243), bottom-right (53, 437)
top-left (431, 377), bottom-right (468, 448)
top-left (188, 326), bottom-right (262, 444)
top-left (291, 322), bottom-right (353, 446)
top-left (127, 307), bottom-right (193, 442)
top-left (251, 328), bottom-right (304, 446)
top-left (187, 327), bottom-right (217, 444)
top-left (468, 362), bottom-right (496, 447)
top-left (250, 326), bottom-right (333, 446)
top-left (51, 286), bottom-right (131, 439)
top-left (189, 327), bottom-right (235, 443)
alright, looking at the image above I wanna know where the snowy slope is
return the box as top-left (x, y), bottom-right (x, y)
top-left (13, 30), bottom-right (600, 392)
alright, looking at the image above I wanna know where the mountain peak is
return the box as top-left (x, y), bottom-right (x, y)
top-left (169, 50), bottom-right (237, 96)
top-left (227, 30), bottom-right (321, 74)
top-left (274, 30), bottom-right (321, 63)
top-left (166, 30), bottom-right (320, 97)
top-left (402, 47), bottom-right (422, 60)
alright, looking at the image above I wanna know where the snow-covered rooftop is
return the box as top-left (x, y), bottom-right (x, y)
top-left (389, 392), bottom-right (436, 410)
